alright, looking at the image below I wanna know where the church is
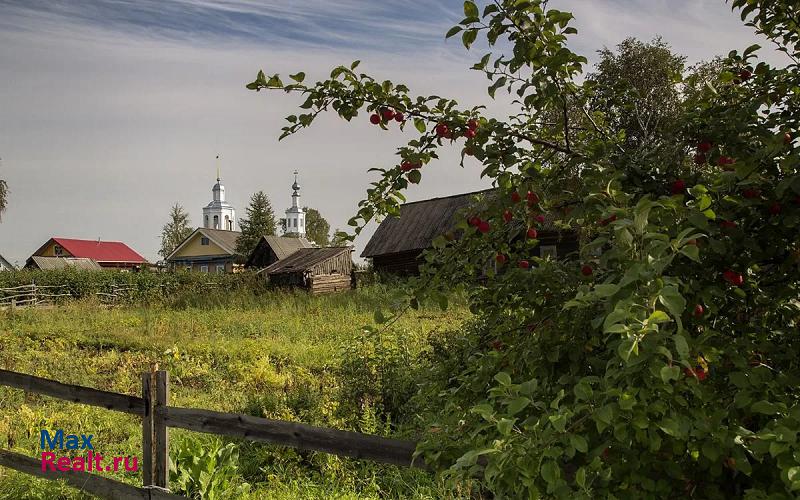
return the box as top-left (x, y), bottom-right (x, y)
top-left (166, 170), bottom-right (312, 273)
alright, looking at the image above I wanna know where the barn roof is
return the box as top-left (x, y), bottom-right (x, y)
top-left (37, 238), bottom-right (147, 263)
top-left (264, 236), bottom-right (313, 260)
top-left (361, 190), bottom-right (492, 258)
top-left (264, 247), bottom-right (352, 275)
top-left (27, 256), bottom-right (103, 271)
top-left (361, 189), bottom-right (575, 258)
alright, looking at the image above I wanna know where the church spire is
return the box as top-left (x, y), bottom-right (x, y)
top-left (284, 171), bottom-right (306, 237)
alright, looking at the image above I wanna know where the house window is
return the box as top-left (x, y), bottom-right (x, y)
top-left (216, 264), bottom-right (225, 274)
top-left (201, 237), bottom-right (210, 246)
top-left (53, 245), bottom-right (64, 256)
top-left (204, 215), bottom-right (209, 227)
top-left (200, 265), bottom-right (209, 273)
top-left (293, 218), bottom-right (297, 228)
top-left (540, 245), bottom-right (558, 259)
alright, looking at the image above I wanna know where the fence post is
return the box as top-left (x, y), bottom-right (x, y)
top-left (154, 370), bottom-right (169, 489)
top-left (141, 372), bottom-right (153, 487)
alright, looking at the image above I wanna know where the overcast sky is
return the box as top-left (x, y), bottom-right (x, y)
top-left (0, 0), bottom-right (788, 265)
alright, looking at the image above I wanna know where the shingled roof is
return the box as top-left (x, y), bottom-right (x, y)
top-left (361, 190), bottom-right (492, 258)
top-left (27, 256), bottom-right (103, 271)
top-left (33, 238), bottom-right (147, 264)
top-left (264, 247), bottom-right (352, 274)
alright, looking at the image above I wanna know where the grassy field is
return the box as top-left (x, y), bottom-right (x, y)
top-left (0, 285), bottom-right (471, 499)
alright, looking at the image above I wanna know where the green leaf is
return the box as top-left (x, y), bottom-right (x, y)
top-left (407, 169), bottom-right (422, 184)
top-left (494, 372), bottom-right (512, 386)
top-left (751, 401), bottom-right (779, 415)
top-left (659, 418), bottom-right (682, 437)
top-left (647, 310), bottom-right (670, 324)
top-left (680, 245), bottom-right (700, 262)
top-left (594, 283), bottom-right (620, 298)
top-left (414, 118), bottom-right (426, 133)
top-left (506, 397), bottom-right (531, 416)
top-left (462, 29), bottom-right (477, 49)
top-left (463, 0), bottom-right (479, 18)
top-left (659, 286), bottom-right (686, 319)
top-left (445, 26), bottom-right (463, 38)
top-left (660, 365), bottom-right (679, 383)
top-left (497, 418), bottom-right (514, 436)
top-left (289, 72), bottom-right (305, 83)
top-left (575, 467), bottom-right (586, 488)
top-left (540, 461), bottom-right (560, 485)
top-left (674, 334), bottom-right (690, 360)
top-left (570, 434), bottom-right (588, 453)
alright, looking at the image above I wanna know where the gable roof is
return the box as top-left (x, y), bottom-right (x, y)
top-left (27, 256), bottom-right (103, 271)
top-left (245, 235), bottom-right (313, 267)
top-left (35, 238), bottom-right (147, 263)
top-left (264, 247), bottom-right (352, 275)
top-left (166, 227), bottom-right (241, 261)
top-left (361, 190), bottom-right (491, 258)
top-left (0, 253), bottom-right (14, 270)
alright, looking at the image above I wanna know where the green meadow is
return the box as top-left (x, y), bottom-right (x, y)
top-left (0, 286), bottom-right (471, 499)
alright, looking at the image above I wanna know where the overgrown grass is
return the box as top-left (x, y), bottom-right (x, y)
top-left (0, 286), bottom-right (471, 499)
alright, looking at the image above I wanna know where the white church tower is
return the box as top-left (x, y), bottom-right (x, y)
top-left (283, 171), bottom-right (306, 237)
top-left (203, 164), bottom-right (236, 231)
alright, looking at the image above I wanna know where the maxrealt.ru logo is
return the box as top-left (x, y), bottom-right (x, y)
top-left (40, 430), bottom-right (138, 472)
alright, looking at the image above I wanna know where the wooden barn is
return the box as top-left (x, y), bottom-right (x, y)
top-left (361, 189), bottom-right (579, 275)
top-left (245, 235), bottom-right (313, 269)
top-left (263, 247), bottom-right (354, 294)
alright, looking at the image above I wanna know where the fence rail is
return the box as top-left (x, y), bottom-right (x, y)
top-left (0, 368), bottom-right (425, 499)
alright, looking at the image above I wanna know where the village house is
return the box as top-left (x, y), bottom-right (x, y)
top-left (263, 246), bottom-right (354, 294)
top-left (245, 235), bottom-right (313, 268)
top-left (25, 238), bottom-right (147, 270)
top-left (166, 227), bottom-right (242, 273)
top-left (361, 189), bottom-right (579, 275)
top-left (0, 253), bottom-right (14, 271)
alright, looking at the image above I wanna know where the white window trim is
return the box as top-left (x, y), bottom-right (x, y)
top-left (200, 265), bottom-right (209, 273)
top-left (216, 264), bottom-right (225, 274)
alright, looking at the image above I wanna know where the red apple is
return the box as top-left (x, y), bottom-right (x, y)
top-left (527, 191), bottom-right (540, 206)
top-left (696, 368), bottom-right (708, 381)
top-left (739, 69), bottom-right (752, 81)
top-left (671, 179), bottom-right (686, 195)
top-left (686, 239), bottom-right (698, 246)
top-left (698, 141), bottom-right (712, 153)
top-left (693, 304), bottom-right (704, 317)
top-left (503, 210), bottom-right (513, 223)
top-left (694, 153), bottom-right (706, 165)
top-left (478, 221), bottom-right (491, 233)
top-left (435, 123), bottom-right (449, 138)
top-left (495, 253), bottom-right (507, 264)
top-left (769, 202), bottom-right (782, 215)
top-left (527, 228), bottom-right (538, 239)
top-left (742, 188), bottom-right (761, 199)
top-left (468, 216), bottom-right (481, 227)
top-left (718, 156), bottom-right (735, 167)
top-left (784, 132), bottom-right (792, 145)
top-left (581, 265), bottom-right (593, 276)
top-left (394, 112), bottom-right (405, 122)
top-left (535, 214), bottom-right (546, 224)
top-left (720, 220), bottom-right (737, 230)
top-left (381, 108), bottom-right (395, 121)
top-left (465, 128), bottom-right (477, 139)
top-left (370, 113), bottom-right (381, 125)
top-left (518, 260), bottom-right (530, 269)
top-left (467, 119), bottom-right (478, 130)
top-left (511, 192), bottom-right (522, 203)
top-left (723, 269), bottom-right (744, 286)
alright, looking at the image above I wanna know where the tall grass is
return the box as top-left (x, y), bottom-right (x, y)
top-left (0, 285), bottom-right (470, 499)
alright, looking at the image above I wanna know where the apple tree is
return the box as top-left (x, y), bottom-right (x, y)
top-left (248, 0), bottom-right (800, 497)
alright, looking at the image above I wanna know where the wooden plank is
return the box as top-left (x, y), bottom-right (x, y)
top-left (0, 449), bottom-right (185, 500)
top-left (162, 406), bottom-right (426, 469)
top-left (141, 372), bottom-right (153, 486)
top-left (0, 369), bottom-right (146, 416)
top-left (153, 371), bottom-right (169, 489)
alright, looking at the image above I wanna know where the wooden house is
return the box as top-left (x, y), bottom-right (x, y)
top-left (263, 247), bottom-right (354, 294)
top-left (166, 227), bottom-right (242, 273)
top-left (0, 253), bottom-right (14, 271)
top-left (27, 238), bottom-right (148, 270)
top-left (25, 256), bottom-right (103, 271)
top-left (361, 190), bottom-right (579, 275)
top-left (245, 235), bottom-right (313, 269)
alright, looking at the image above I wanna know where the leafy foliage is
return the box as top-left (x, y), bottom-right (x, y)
top-left (0, 161), bottom-right (8, 221)
top-left (159, 203), bottom-right (193, 259)
top-left (236, 191), bottom-right (277, 256)
top-left (170, 436), bottom-right (250, 500)
top-left (303, 206), bottom-right (331, 246)
top-left (248, 0), bottom-right (800, 497)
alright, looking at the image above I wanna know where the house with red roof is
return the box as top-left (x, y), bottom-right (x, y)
top-left (25, 238), bottom-right (148, 270)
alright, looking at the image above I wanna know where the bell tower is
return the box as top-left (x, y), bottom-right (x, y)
top-left (202, 156), bottom-right (237, 231)
top-left (283, 171), bottom-right (306, 237)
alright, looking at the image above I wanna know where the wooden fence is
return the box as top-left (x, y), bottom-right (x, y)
top-left (0, 369), bottom-right (424, 499)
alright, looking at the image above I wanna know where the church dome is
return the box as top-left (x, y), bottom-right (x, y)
top-left (292, 180), bottom-right (300, 191)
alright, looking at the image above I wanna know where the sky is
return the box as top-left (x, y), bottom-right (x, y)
top-left (0, 0), bottom-right (789, 266)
